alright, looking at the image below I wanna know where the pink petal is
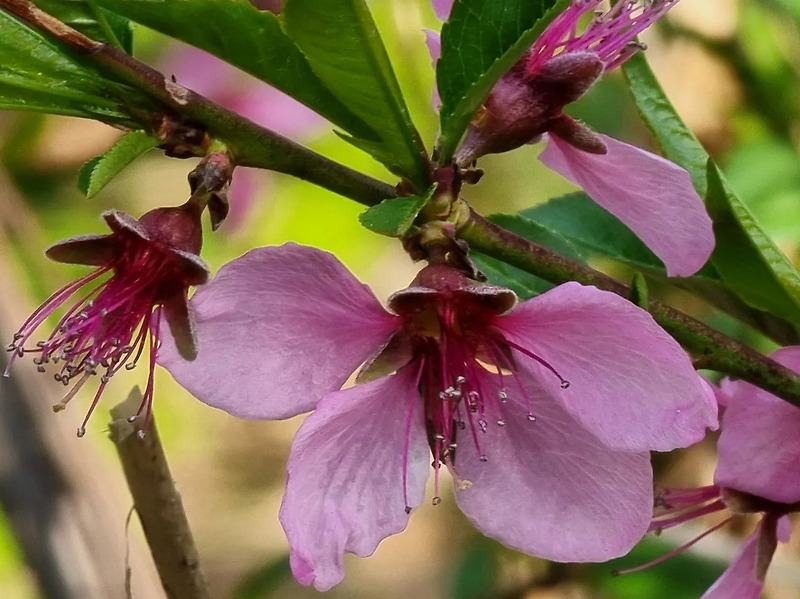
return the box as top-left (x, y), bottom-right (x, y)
top-left (424, 30), bottom-right (442, 109)
top-left (432, 0), bottom-right (454, 20)
top-left (158, 244), bottom-right (399, 419)
top-left (700, 528), bottom-right (763, 599)
top-left (453, 369), bottom-right (652, 561)
top-left (279, 367), bottom-right (429, 591)
top-left (715, 347), bottom-right (800, 503)
top-left (539, 133), bottom-right (714, 277)
top-left (425, 29), bottom-right (441, 65)
top-left (493, 282), bottom-right (718, 451)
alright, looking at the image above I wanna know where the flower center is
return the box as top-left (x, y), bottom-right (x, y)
top-left (408, 298), bottom-right (569, 505)
top-left (5, 241), bottom-right (181, 436)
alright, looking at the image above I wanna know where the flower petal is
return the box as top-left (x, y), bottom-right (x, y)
top-left (279, 366), bottom-right (429, 591)
top-left (700, 528), bottom-right (763, 599)
top-left (161, 293), bottom-right (197, 361)
top-left (494, 282), bottom-right (718, 451)
top-left (45, 234), bottom-right (117, 266)
top-left (539, 133), bottom-right (714, 277)
top-left (453, 369), bottom-right (652, 561)
top-left (716, 347), bottom-right (800, 503)
top-left (158, 244), bottom-right (399, 419)
top-left (432, 0), bottom-right (454, 20)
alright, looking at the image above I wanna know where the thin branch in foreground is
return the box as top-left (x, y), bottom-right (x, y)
top-left (109, 388), bottom-right (211, 599)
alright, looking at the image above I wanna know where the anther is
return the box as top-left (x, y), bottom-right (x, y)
top-left (498, 389), bottom-right (508, 402)
top-left (496, 419), bottom-right (505, 427)
top-left (527, 413), bottom-right (536, 422)
top-left (432, 496), bottom-right (442, 506)
top-left (404, 506), bottom-right (412, 515)
top-left (560, 380), bottom-right (571, 389)
top-left (455, 376), bottom-right (466, 385)
top-left (479, 455), bottom-right (488, 463)
top-left (136, 430), bottom-right (146, 440)
top-left (76, 426), bottom-right (86, 438)
top-left (478, 419), bottom-right (487, 433)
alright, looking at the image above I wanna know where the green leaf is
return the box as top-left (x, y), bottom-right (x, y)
top-left (33, 0), bottom-right (133, 51)
top-left (97, 0), bottom-right (375, 141)
top-left (78, 131), bottom-right (159, 197)
top-left (523, 193), bottom-right (672, 273)
top-left (623, 52), bottom-right (800, 327)
top-left (358, 190), bottom-right (432, 237)
top-left (622, 53), bottom-right (709, 193)
top-left (705, 161), bottom-right (800, 324)
top-left (629, 272), bottom-right (648, 309)
top-left (283, 0), bottom-right (429, 186)
top-left (472, 252), bottom-right (552, 299)
top-left (436, 0), bottom-right (568, 163)
top-left (470, 211), bottom-right (583, 299)
top-left (0, 10), bottom-right (150, 125)
top-left (488, 212), bottom-right (584, 262)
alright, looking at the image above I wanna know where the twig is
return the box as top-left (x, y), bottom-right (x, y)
top-left (0, 0), bottom-right (397, 207)
top-left (109, 389), bottom-right (211, 599)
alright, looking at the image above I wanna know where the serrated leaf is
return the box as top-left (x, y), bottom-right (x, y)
top-left (283, 0), bottom-right (429, 186)
top-left (358, 191), bottom-right (432, 237)
top-left (0, 9), bottom-right (150, 125)
top-left (78, 130), bottom-right (159, 197)
top-left (436, 0), bottom-right (568, 163)
top-left (33, 0), bottom-right (133, 51)
top-left (97, 0), bottom-right (375, 140)
top-left (623, 52), bottom-right (800, 328)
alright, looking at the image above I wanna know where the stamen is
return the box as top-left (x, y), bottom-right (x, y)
top-left (502, 338), bottom-right (570, 389)
top-left (615, 516), bottom-right (733, 575)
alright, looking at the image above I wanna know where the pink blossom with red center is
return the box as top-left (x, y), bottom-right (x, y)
top-left (633, 347), bottom-right (800, 598)
top-left (430, 0), bottom-right (714, 278)
top-left (159, 243), bottom-right (717, 590)
top-left (5, 204), bottom-right (209, 436)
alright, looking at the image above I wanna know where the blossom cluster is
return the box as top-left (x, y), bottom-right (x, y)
top-left (4, 0), bottom-right (797, 597)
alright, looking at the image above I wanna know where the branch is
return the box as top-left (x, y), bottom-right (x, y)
top-left (0, 0), bottom-right (397, 207)
top-left (109, 389), bottom-right (210, 599)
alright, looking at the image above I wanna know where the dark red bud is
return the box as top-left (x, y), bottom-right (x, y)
top-left (454, 51), bottom-right (604, 166)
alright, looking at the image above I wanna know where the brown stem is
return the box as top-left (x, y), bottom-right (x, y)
top-left (109, 389), bottom-right (210, 599)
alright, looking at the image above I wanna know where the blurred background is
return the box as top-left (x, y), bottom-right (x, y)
top-left (0, 0), bottom-right (799, 597)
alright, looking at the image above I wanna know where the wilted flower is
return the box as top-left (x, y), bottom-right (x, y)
top-left (4, 203), bottom-right (209, 436)
top-left (160, 243), bottom-right (717, 590)
top-left (636, 346), bottom-right (800, 598)
top-left (431, 0), bottom-right (713, 277)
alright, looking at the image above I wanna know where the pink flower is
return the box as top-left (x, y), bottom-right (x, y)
top-left (432, 0), bottom-right (713, 277)
top-left (159, 243), bottom-right (717, 590)
top-left (4, 203), bottom-right (209, 436)
top-left (641, 347), bottom-right (800, 597)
